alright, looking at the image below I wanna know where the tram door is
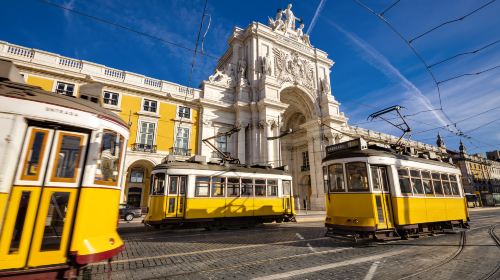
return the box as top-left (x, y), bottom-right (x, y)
top-left (165, 176), bottom-right (187, 218)
top-left (0, 127), bottom-right (87, 269)
top-left (371, 166), bottom-right (394, 229)
top-left (282, 180), bottom-right (293, 214)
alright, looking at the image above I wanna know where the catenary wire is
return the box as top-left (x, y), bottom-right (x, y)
top-left (437, 64), bottom-right (500, 85)
top-left (409, 0), bottom-right (497, 43)
top-left (380, 0), bottom-right (402, 16)
top-left (352, 0), bottom-right (470, 138)
top-left (429, 39), bottom-right (500, 68)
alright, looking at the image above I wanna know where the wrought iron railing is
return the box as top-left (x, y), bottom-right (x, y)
top-left (170, 147), bottom-right (191, 156)
top-left (131, 143), bottom-right (157, 153)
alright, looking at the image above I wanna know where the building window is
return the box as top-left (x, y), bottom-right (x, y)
top-left (301, 151), bottom-right (310, 171)
top-left (103, 91), bottom-right (119, 106)
top-left (56, 82), bottom-right (75, 97)
top-left (216, 135), bottom-right (228, 153)
top-left (130, 169), bottom-right (144, 183)
top-left (139, 121), bottom-right (155, 146)
top-left (178, 106), bottom-right (191, 118)
top-left (175, 127), bottom-right (190, 150)
top-left (143, 99), bottom-right (157, 113)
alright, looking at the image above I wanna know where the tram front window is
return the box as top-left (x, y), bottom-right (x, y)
top-left (328, 164), bottom-right (345, 192)
top-left (345, 162), bottom-right (368, 192)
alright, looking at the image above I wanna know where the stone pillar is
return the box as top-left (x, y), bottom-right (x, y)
top-left (266, 121), bottom-right (274, 166)
top-left (306, 131), bottom-right (326, 211)
top-left (252, 123), bottom-right (260, 164)
top-left (237, 123), bottom-right (246, 163)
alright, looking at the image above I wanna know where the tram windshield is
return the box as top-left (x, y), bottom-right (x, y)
top-left (345, 162), bottom-right (369, 192)
top-left (327, 164), bottom-right (345, 192)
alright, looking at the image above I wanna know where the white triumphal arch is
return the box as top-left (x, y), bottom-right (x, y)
top-left (200, 4), bottom-right (348, 210)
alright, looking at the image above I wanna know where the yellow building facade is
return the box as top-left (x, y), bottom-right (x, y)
top-left (0, 41), bottom-right (201, 209)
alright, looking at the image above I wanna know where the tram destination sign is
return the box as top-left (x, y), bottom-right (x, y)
top-left (325, 138), bottom-right (367, 155)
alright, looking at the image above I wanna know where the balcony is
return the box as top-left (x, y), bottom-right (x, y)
top-left (301, 165), bottom-right (310, 172)
top-left (170, 147), bottom-right (191, 156)
top-left (131, 143), bottom-right (157, 153)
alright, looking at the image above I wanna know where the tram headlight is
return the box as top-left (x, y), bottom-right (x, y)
top-left (109, 238), bottom-right (115, 245)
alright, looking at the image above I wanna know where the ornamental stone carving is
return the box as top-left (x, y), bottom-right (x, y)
top-left (207, 67), bottom-right (235, 88)
top-left (273, 48), bottom-right (315, 89)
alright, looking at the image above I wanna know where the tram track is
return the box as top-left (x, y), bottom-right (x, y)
top-left (482, 224), bottom-right (500, 280)
top-left (399, 230), bottom-right (467, 280)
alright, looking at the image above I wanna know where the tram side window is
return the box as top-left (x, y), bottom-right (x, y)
top-left (410, 170), bottom-right (424, 195)
top-left (227, 178), bottom-right (240, 197)
top-left (328, 164), bottom-right (345, 192)
top-left (195, 176), bottom-right (210, 197)
top-left (94, 130), bottom-right (124, 185)
top-left (345, 162), bottom-right (369, 192)
top-left (211, 177), bottom-right (225, 197)
top-left (241, 178), bottom-right (253, 196)
top-left (150, 173), bottom-right (165, 195)
top-left (255, 179), bottom-right (266, 196)
top-left (442, 174), bottom-right (452, 195)
top-left (421, 171), bottom-right (434, 195)
top-left (450, 175), bottom-right (460, 196)
top-left (398, 168), bottom-right (412, 195)
top-left (432, 173), bottom-right (444, 195)
top-left (267, 179), bottom-right (278, 196)
top-left (21, 129), bottom-right (49, 181)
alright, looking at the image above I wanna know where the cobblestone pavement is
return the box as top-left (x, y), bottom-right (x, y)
top-left (84, 209), bottom-right (500, 280)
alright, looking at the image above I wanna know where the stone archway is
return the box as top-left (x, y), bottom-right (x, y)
top-left (277, 86), bottom-right (322, 210)
top-left (124, 159), bottom-right (156, 210)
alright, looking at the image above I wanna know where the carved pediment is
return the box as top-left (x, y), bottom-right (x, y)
top-left (273, 48), bottom-right (315, 89)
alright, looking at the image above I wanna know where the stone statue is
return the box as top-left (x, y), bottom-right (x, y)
top-left (296, 23), bottom-right (311, 46)
top-left (208, 68), bottom-right (224, 82)
top-left (261, 53), bottom-right (272, 76)
top-left (268, 9), bottom-right (285, 32)
top-left (320, 77), bottom-right (330, 93)
top-left (238, 58), bottom-right (247, 80)
top-left (283, 3), bottom-right (298, 30)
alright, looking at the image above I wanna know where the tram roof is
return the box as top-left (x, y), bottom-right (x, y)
top-left (322, 148), bottom-right (457, 169)
top-left (154, 161), bottom-right (291, 175)
top-left (0, 80), bottom-right (127, 128)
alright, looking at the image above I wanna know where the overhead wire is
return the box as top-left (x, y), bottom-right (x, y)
top-left (380, 0), bottom-right (402, 16)
top-left (437, 64), bottom-right (500, 85)
top-left (351, 0), bottom-right (500, 142)
top-left (429, 39), bottom-right (500, 68)
top-left (409, 0), bottom-right (497, 43)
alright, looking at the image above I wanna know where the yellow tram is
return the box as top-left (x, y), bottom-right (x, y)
top-left (0, 60), bottom-right (129, 278)
top-left (322, 138), bottom-right (469, 239)
top-left (144, 161), bottom-right (295, 228)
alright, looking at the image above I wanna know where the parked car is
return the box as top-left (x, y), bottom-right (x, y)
top-left (119, 204), bottom-right (142, 221)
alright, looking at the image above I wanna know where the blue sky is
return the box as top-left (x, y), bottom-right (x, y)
top-left (1, 0), bottom-right (499, 154)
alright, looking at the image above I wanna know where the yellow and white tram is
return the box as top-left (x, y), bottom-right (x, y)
top-left (0, 61), bottom-right (129, 278)
top-left (322, 138), bottom-right (469, 239)
top-left (144, 162), bottom-right (295, 228)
